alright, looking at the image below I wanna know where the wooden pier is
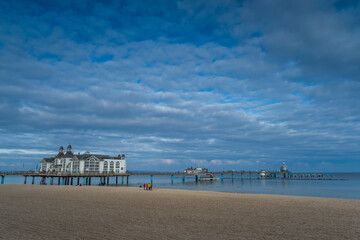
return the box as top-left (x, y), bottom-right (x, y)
top-left (0, 170), bottom-right (333, 186)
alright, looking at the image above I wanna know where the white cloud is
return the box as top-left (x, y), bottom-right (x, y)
top-left (0, 149), bottom-right (54, 155)
top-left (225, 160), bottom-right (253, 165)
top-left (209, 160), bottom-right (223, 165)
top-left (160, 159), bottom-right (178, 165)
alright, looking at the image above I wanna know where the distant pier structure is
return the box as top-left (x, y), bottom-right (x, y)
top-left (0, 160), bottom-right (333, 186)
top-left (0, 170), bottom-right (333, 186)
top-left (258, 162), bottom-right (331, 180)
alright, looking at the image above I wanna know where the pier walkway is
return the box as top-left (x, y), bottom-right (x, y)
top-left (0, 170), bottom-right (332, 186)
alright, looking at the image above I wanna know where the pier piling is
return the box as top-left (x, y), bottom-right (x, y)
top-left (0, 170), bottom-right (334, 188)
top-left (195, 175), bottom-right (200, 183)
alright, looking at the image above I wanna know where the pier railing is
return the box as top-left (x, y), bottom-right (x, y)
top-left (0, 170), bottom-right (335, 186)
top-left (0, 170), bottom-right (330, 177)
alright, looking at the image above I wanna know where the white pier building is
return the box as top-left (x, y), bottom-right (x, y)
top-left (40, 145), bottom-right (127, 174)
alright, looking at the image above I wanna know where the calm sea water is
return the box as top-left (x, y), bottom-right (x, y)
top-left (2, 172), bottom-right (360, 199)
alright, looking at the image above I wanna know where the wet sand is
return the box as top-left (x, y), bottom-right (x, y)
top-left (0, 185), bottom-right (359, 239)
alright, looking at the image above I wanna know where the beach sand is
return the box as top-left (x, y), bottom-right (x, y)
top-left (0, 185), bottom-right (359, 239)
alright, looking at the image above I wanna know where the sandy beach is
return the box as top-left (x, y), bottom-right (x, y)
top-left (0, 185), bottom-right (359, 239)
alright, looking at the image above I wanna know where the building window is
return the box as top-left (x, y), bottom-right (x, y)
top-left (116, 162), bottom-right (120, 168)
top-left (72, 160), bottom-right (79, 173)
top-left (103, 161), bottom-right (108, 172)
top-left (85, 157), bottom-right (99, 172)
top-left (121, 167), bottom-right (123, 170)
top-left (110, 161), bottom-right (114, 172)
top-left (41, 162), bottom-right (47, 171)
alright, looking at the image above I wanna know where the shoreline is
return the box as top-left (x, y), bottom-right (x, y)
top-left (0, 183), bottom-right (360, 201)
top-left (1, 185), bottom-right (359, 239)
top-left (1, 182), bottom-right (359, 200)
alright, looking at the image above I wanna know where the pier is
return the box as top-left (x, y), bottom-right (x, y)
top-left (0, 170), bottom-right (334, 185)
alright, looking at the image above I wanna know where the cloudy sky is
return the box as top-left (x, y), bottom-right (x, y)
top-left (0, 0), bottom-right (359, 172)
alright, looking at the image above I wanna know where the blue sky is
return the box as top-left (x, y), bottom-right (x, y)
top-left (0, 0), bottom-right (359, 172)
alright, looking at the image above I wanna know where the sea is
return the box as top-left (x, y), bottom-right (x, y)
top-left (2, 172), bottom-right (360, 200)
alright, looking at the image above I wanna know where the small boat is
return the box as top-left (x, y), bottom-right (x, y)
top-left (199, 174), bottom-right (218, 181)
top-left (260, 169), bottom-right (266, 178)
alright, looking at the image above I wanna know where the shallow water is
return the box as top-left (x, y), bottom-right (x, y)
top-left (2, 172), bottom-right (360, 199)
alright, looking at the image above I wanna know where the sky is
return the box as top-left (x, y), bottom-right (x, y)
top-left (0, 0), bottom-right (359, 172)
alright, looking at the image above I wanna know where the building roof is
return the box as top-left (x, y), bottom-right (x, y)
top-left (280, 163), bottom-right (288, 172)
top-left (55, 152), bottom-right (64, 158)
top-left (64, 151), bottom-right (74, 158)
top-left (75, 154), bottom-right (110, 160)
top-left (44, 145), bottom-right (126, 161)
